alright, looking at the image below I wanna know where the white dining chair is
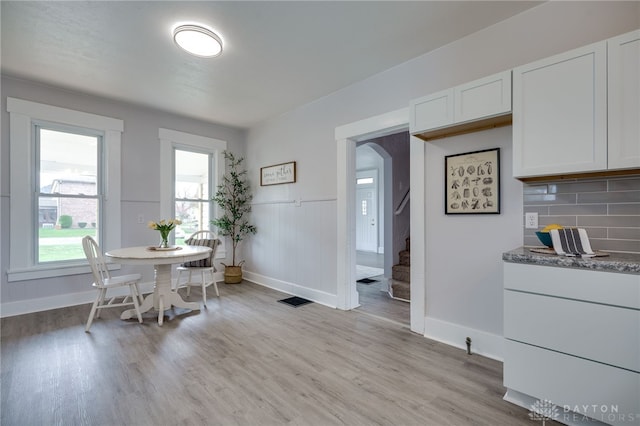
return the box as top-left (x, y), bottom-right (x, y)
top-left (82, 236), bottom-right (143, 332)
top-left (173, 230), bottom-right (220, 306)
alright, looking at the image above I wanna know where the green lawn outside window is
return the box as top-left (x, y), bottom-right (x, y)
top-left (38, 228), bottom-right (186, 262)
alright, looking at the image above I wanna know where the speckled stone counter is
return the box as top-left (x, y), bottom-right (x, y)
top-left (503, 247), bottom-right (640, 274)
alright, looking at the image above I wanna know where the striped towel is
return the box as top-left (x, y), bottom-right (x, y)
top-left (550, 228), bottom-right (595, 257)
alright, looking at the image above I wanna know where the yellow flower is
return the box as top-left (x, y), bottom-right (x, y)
top-left (148, 219), bottom-right (182, 231)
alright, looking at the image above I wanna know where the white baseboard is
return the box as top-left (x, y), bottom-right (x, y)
top-left (0, 281), bottom-right (156, 318)
top-left (242, 270), bottom-right (337, 308)
top-left (1, 271), bottom-right (227, 318)
top-left (424, 316), bottom-right (504, 361)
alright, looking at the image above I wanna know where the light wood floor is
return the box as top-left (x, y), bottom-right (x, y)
top-left (356, 250), bottom-right (410, 325)
top-left (356, 277), bottom-right (409, 326)
top-left (2, 282), bottom-right (541, 425)
top-left (356, 250), bottom-right (384, 269)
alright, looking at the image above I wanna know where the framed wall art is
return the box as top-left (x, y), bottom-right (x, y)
top-left (445, 148), bottom-right (500, 214)
top-left (260, 161), bottom-right (296, 186)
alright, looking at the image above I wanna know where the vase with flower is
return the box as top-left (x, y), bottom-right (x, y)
top-left (148, 219), bottom-right (182, 248)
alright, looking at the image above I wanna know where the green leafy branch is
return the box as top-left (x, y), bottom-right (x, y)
top-left (211, 151), bottom-right (257, 266)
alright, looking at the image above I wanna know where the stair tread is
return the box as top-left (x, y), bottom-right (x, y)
top-left (398, 251), bottom-right (410, 266)
top-left (394, 240), bottom-right (410, 298)
top-left (392, 264), bottom-right (410, 271)
top-left (391, 280), bottom-right (410, 301)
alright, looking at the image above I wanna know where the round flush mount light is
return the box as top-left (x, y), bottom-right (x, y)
top-left (173, 24), bottom-right (223, 58)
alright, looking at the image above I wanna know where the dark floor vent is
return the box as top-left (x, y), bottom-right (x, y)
top-left (278, 296), bottom-right (313, 308)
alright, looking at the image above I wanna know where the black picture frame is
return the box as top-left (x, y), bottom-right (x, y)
top-left (444, 148), bottom-right (500, 214)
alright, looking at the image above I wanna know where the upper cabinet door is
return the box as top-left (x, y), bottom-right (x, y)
top-left (454, 70), bottom-right (511, 124)
top-left (410, 88), bottom-right (454, 134)
top-left (410, 71), bottom-right (512, 139)
top-left (608, 30), bottom-right (640, 170)
top-left (513, 42), bottom-right (608, 177)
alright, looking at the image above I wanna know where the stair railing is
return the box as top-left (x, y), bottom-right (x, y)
top-left (394, 188), bottom-right (410, 216)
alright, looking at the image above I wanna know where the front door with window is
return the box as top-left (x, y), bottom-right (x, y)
top-left (356, 169), bottom-right (378, 252)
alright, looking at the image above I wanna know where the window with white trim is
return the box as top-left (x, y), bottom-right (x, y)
top-left (174, 148), bottom-right (212, 241)
top-left (7, 98), bottom-right (123, 282)
top-left (159, 128), bottom-right (226, 257)
top-left (36, 125), bottom-right (102, 263)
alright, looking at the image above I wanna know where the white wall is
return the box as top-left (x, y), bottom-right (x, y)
top-left (243, 2), bottom-right (638, 355)
top-left (0, 76), bottom-right (245, 314)
top-left (423, 127), bottom-right (522, 357)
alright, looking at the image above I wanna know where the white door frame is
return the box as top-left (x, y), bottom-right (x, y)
top-left (335, 108), bottom-right (426, 334)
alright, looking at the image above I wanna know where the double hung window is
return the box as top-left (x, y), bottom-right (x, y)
top-left (36, 125), bottom-right (102, 263)
top-left (7, 98), bottom-right (123, 281)
top-left (159, 128), bottom-right (226, 255)
top-left (174, 149), bottom-right (212, 241)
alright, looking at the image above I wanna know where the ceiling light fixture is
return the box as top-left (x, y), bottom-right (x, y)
top-left (173, 24), bottom-right (223, 58)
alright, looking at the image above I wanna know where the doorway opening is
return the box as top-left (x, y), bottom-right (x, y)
top-left (335, 106), bottom-right (425, 334)
top-left (354, 136), bottom-right (409, 325)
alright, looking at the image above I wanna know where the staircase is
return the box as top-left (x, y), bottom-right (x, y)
top-left (389, 237), bottom-right (410, 302)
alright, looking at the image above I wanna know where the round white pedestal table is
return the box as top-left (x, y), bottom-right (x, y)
top-left (105, 245), bottom-right (211, 326)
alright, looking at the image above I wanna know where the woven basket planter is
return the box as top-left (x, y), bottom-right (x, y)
top-left (224, 265), bottom-right (243, 284)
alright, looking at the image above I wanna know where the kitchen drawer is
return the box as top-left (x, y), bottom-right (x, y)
top-left (504, 340), bottom-right (640, 426)
top-left (504, 262), bottom-right (640, 309)
top-left (504, 290), bottom-right (640, 372)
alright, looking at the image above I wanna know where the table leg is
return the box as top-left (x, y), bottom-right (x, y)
top-left (154, 264), bottom-right (201, 313)
top-left (120, 263), bottom-right (200, 325)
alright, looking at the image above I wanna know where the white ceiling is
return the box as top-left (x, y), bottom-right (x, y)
top-left (1, 1), bottom-right (541, 129)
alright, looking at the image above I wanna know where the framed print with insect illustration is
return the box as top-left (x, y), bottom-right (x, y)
top-left (445, 148), bottom-right (500, 214)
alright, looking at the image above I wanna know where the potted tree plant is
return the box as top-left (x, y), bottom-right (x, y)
top-left (212, 151), bottom-right (257, 284)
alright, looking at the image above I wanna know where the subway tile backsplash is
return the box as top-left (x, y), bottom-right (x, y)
top-left (523, 176), bottom-right (640, 253)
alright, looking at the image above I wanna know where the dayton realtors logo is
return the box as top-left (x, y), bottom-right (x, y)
top-left (529, 399), bottom-right (638, 424)
top-left (529, 399), bottom-right (560, 425)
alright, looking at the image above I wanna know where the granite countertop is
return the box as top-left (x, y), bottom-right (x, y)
top-left (503, 247), bottom-right (640, 274)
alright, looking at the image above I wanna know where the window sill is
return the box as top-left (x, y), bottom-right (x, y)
top-left (7, 263), bottom-right (121, 282)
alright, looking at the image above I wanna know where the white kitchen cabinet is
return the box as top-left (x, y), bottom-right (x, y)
top-left (503, 262), bottom-right (640, 426)
top-left (608, 30), bottom-right (640, 170)
top-left (504, 340), bottom-right (640, 426)
top-left (512, 41), bottom-right (608, 177)
top-left (410, 71), bottom-right (511, 140)
top-left (410, 88), bottom-right (454, 134)
top-left (504, 290), bottom-right (639, 372)
top-left (454, 70), bottom-right (511, 124)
